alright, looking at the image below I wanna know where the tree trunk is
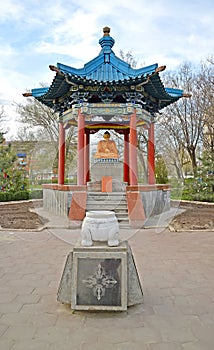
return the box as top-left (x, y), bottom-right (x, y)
top-left (187, 147), bottom-right (197, 176)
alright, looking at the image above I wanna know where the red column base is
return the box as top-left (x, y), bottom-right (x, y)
top-left (68, 192), bottom-right (87, 221)
top-left (126, 191), bottom-right (146, 228)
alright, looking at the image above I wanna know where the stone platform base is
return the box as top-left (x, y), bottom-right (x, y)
top-left (57, 241), bottom-right (143, 311)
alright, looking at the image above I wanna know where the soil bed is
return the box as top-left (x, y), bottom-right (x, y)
top-left (0, 199), bottom-right (213, 231)
top-left (0, 200), bottom-right (48, 230)
top-left (170, 201), bottom-right (214, 231)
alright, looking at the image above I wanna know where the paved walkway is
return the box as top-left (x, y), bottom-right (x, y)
top-left (0, 208), bottom-right (214, 349)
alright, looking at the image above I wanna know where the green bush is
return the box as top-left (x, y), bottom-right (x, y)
top-left (170, 176), bottom-right (214, 202)
top-left (155, 155), bottom-right (168, 184)
top-left (14, 191), bottom-right (29, 200)
top-left (0, 189), bottom-right (43, 202)
top-left (191, 192), bottom-right (214, 203)
top-left (29, 189), bottom-right (43, 199)
top-left (0, 192), bottom-right (10, 201)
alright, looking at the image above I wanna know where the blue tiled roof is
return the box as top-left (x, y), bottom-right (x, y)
top-left (56, 60), bottom-right (158, 82)
top-left (30, 27), bottom-right (184, 110)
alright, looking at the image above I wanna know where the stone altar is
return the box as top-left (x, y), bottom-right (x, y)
top-left (81, 211), bottom-right (119, 247)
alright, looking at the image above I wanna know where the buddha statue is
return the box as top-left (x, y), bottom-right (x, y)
top-left (95, 131), bottom-right (119, 159)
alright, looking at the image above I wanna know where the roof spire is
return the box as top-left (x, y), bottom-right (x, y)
top-left (99, 26), bottom-right (115, 54)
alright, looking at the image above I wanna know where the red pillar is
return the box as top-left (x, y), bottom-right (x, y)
top-left (58, 122), bottom-right (65, 185)
top-left (84, 132), bottom-right (90, 183)
top-left (124, 132), bottom-right (129, 183)
top-left (148, 122), bottom-right (155, 184)
top-left (77, 111), bottom-right (85, 185)
top-left (129, 110), bottom-right (138, 185)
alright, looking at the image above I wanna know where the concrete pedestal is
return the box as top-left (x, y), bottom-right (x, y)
top-left (57, 241), bottom-right (143, 311)
top-left (91, 161), bottom-right (123, 182)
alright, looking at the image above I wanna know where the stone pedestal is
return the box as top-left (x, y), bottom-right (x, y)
top-left (91, 161), bottom-right (123, 182)
top-left (57, 241), bottom-right (143, 311)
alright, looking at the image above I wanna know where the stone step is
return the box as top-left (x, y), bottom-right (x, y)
top-left (86, 207), bottom-right (128, 213)
top-left (87, 194), bottom-right (126, 198)
top-left (87, 195), bottom-right (127, 201)
top-left (87, 196), bottom-right (126, 202)
top-left (117, 218), bottom-right (130, 225)
top-left (86, 208), bottom-right (127, 215)
top-left (87, 199), bottom-right (128, 204)
top-left (117, 215), bottom-right (129, 220)
top-left (87, 191), bottom-right (126, 195)
top-left (86, 200), bottom-right (127, 208)
top-left (86, 210), bottom-right (128, 221)
top-left (86, 191), bottom-right (130, 227)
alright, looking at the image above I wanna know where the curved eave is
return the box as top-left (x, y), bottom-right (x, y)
top-left (159, 87), bottom-right (184, 108)
top-left (145, 76), bottom-right (184, 108)
top-left (31, 87), bottom-right (49, 97)
top-left (165, 87), bottom-right (183, 98)
top-left (31, 74), bottom-right (70, 108)
top-left (30, 67), bottom-right (160, 108)
top-left (30, 73), bottom-right (184, 110)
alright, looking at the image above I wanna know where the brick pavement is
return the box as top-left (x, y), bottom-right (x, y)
top-left (0, 217), bottom-right (214, 349)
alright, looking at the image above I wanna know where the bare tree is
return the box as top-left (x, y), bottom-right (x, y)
top-left (159, 62), bottom-right (207, 176)
top-left (156, 122), bottom-right (191, 179)
top-left (15, 96), bottom-right (77, 174)
top-left (16, 97), bottom-right (58, 143)
top-left (119, 50), bottom-right (138, 68)
top-left (197, 57), bottom-right (214, 157)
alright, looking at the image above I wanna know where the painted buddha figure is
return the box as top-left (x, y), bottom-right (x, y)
top-left (95, 131), bottom-right (119, 159)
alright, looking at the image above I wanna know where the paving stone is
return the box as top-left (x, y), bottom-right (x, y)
top-left (2, 325), bottom-right (36, 341)
top-left (0, 338), bottom-right (14, 350)
top-left (11, 339), bottom-right (49, 350)
top-left (149, 342), bottom-right (182, 350)
top-left (47, 342), bottom-right (82, 350)
top-left (84, 312), bottom-right (145, 329)
top-left (29, 312), bottom-right (57, 327)
top-left (55, 314), bottom-right (85, 329)
top-left (153, 303), bottom-right (183, 316)
top-left (0, 303), bottom-right (23, 313)
top-left (182, 341), bottom-right (214, 350)
top-left (161, 327), bottom-right (196, 343)
top-left (198, 312), bottom-right (214, 326)
top-left (118, 344), bottom-right (149, 350)
top-left (34, 325), bottom-right (74, 343)
top-left (109, 326), bottom-right (162, 344)
top-left (19, 303), bottom-right (44, 314)
top-left (0, 313), bottom-right (30, 326)
top-left (191, 324), bottom-right (214, 344)
top-left (0, 324), bottom-right (8, 337)
top-left (0, 293), bottom-right (17, 303)
top-left (14, 294), bottom-right (40, 304)
top-left (83, 343), bottom-right (149, 350)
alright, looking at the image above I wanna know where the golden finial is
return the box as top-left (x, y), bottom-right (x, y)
top-left (103, 27), bottom-right (110, 36)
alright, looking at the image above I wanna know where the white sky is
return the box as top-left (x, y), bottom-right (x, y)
top-left (0, 0), bottom-right (213, 138)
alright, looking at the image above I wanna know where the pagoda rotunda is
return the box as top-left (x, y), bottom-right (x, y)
top-left (24, 27), bottom-right (188, 225)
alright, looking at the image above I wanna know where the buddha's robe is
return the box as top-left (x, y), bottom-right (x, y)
top-left (95, 139), bottom-right (119, 159)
